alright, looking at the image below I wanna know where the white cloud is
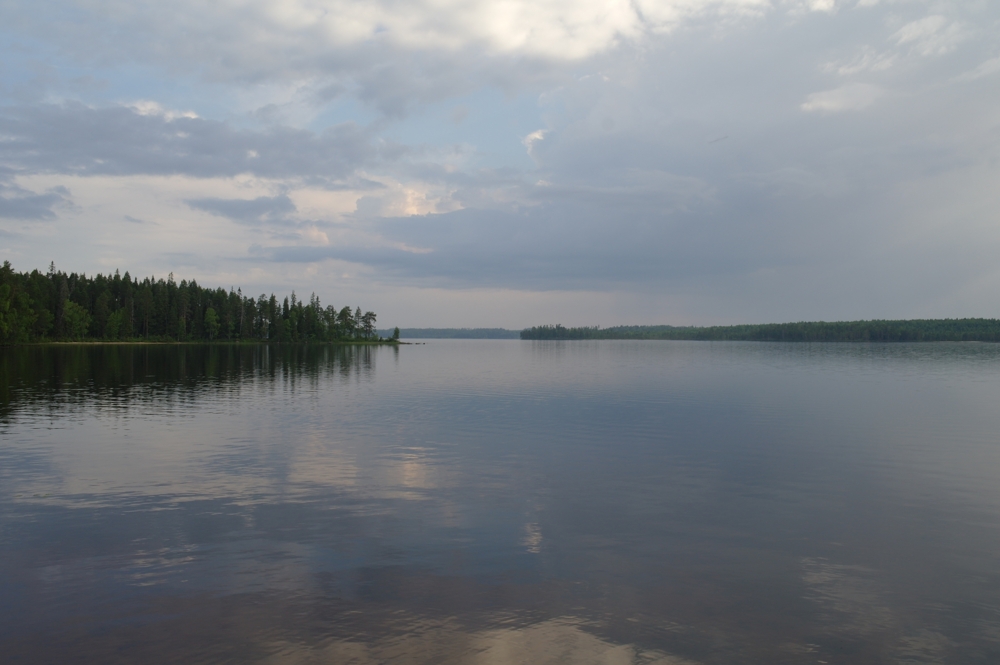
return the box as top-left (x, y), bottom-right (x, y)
top-left (891, 15), bottom-right (967, 56)
top-left (632, 0), bottom-right (772, 32)
top-left (522, 130), bottom-right (548, 159)
top-left (806, 0), bottom-right (837, 13)
top-left (823, 47), bottom-right (895, 75)
top-left (956, 56), bottom-right (1000, 82)
top-left (4, 0), bottom-right (783, 71)
top-left (129, 100), bottom-right (198, 121)
top-left (801, 83), bottom-right (882, 112)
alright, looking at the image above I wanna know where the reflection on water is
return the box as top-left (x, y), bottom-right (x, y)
top-left (3, 341), bottom-right (1000, 664)
top-left (0, 344), bottom-right (381, 414)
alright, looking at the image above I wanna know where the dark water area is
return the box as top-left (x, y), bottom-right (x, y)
top-left (2, 340), bottom-right (1000, 664)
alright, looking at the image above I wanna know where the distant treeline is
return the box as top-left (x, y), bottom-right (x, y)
top-left (378, 328), bottom-right (520, 339)
top-left (0, 261), bottom-right (390, 345)
top-left (521, 320), bottom-right (1000, 342)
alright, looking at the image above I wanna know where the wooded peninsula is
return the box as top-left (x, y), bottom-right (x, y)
top-left (521, 321), bottom-right (1000, 342)
top-left (0, 261), bottom-right (396, 345)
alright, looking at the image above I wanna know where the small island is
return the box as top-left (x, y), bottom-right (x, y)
top-left (0, 261), bottom-right (399, 345)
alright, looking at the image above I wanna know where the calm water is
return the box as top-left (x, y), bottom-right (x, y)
top-left (2, 341), bottom-right (1000, 664)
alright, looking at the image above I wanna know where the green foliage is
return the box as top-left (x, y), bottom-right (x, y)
top-left (106, 309), bottom-right (129, 340)
top-left (204, 307), bottom-right (220, 340)
top-left (521, 320), bottom-right (1000, 342)
top-left (93, 290), bottom-right (112, 337)
top-left (0, 261), bottom-right (35, 339)
top-left (0, 278), bottom-right (36, 345)
top-left (62, 300), bottom-right (92, 341)
top-left (0, 262), bottom-right (388, 345)
top-left (32, 307), bottom-right (54, 340)
top-left (337, 306), bottom-right (355, 337)
top-left (360, 311), bottom-right (376, 339)
top-left (392, 326), bottom-right (400, 340)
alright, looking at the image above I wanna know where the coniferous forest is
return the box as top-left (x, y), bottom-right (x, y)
top-left (521, 321), bottom-right (1000, 342)
top-left (0, 261), bottom-right (392, 345)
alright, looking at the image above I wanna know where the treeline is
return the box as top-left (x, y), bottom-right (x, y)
top-left (0, 261), bottom-right (391, 345)
top-left (377, 328), bottom-right (520, 339)
top-left (521, 320), bottom-right (1000, 342)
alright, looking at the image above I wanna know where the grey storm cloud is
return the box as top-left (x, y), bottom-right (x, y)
top-left (0, 183), bottom-right (71, 220)
top-left (259, 185), bottom-right (824, 290)
top-left (0, 103), bottom-right (384, 181)
top-left (187, 195), bottom-right (297, 225)
top-left (0, 191), bottom-right (65, 220)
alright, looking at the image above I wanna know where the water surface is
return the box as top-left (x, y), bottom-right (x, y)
top-left (2, 340), bottom-right (1000, 664)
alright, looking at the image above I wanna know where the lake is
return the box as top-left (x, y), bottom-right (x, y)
top-left (2, 340), bottom-right (1000, 664)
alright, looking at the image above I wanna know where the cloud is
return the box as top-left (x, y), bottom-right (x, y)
top-left (956, 56), bottom-right (1000, 82)
top-left (0, 0), bottom-right (847, 118)
top-left (891, 16), bottom-right (967, 57)
top-left (187, 195), bottom-right (297, 225)
top-left (2, 0), bottom-right (999, 324)
top-left (522, 130), bottom-right (548, 159)
top-left (129, 100), bottom-right (199, 121)
top-left (4, 0), bottom-right (775, 70)
top-left (0, 182), bottom-right (71, 220)
top-left (823, 47), bottom-right (895, 76)
top-left (248, 170), bottom-right (836, 290)
top-left (0, 103), bottom-right (381, 182)
top-left (450, 106), bottom-right (469, 125)
top-left (801, 84), bottom-right (882, 112)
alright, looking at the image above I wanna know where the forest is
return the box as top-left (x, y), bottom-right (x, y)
top-left (521, 320), bottom-right (1000, 342)
top-left (0, 261), bottom-right (394, 345)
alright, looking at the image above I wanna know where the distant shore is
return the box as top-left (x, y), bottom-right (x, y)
top-left (378, 328), bottom-right (519, 339)
top-left (520, 319), bottom-right (1000, 342)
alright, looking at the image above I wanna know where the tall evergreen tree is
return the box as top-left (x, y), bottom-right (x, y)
top-left (0, 262), bottom-right (393, 345)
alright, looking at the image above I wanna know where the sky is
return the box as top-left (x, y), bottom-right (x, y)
top-left (0, 0), bottom-right (998, 327)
